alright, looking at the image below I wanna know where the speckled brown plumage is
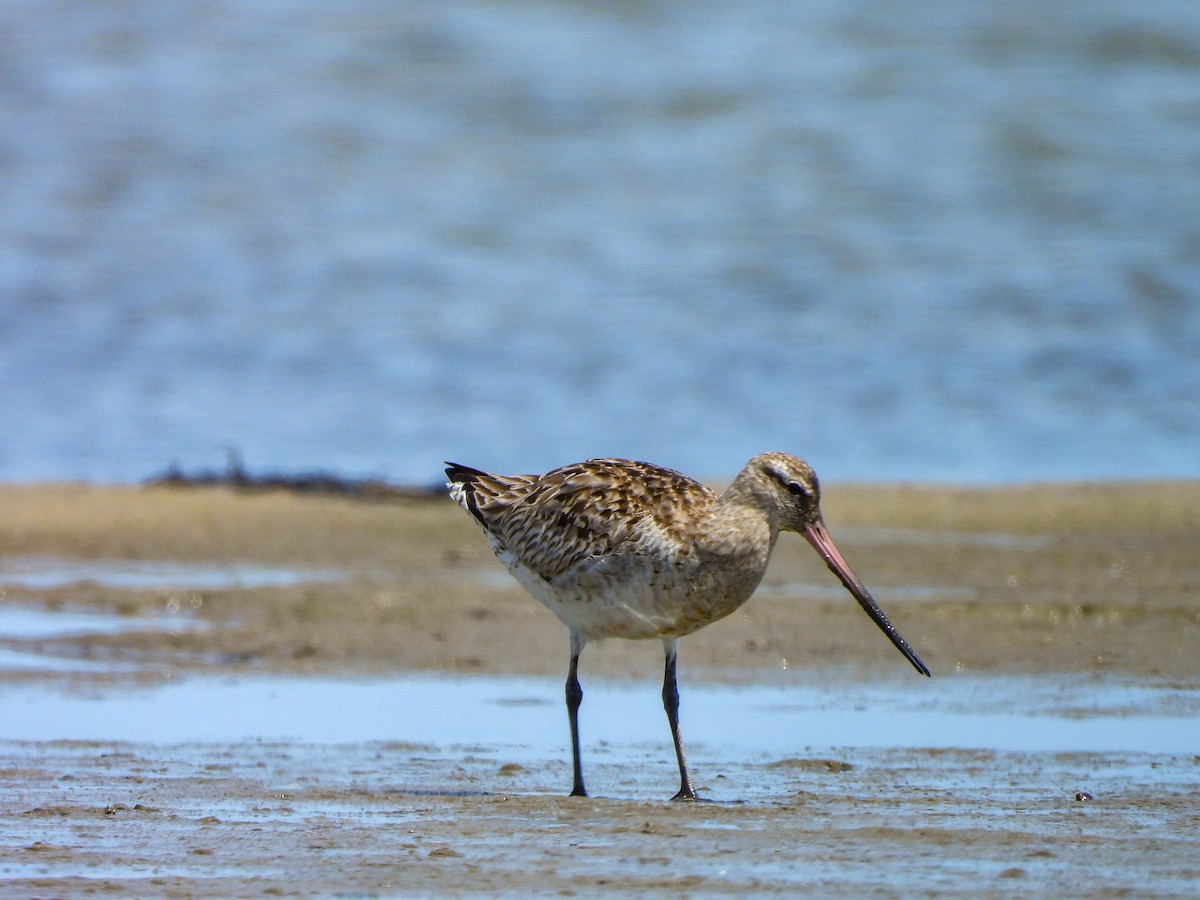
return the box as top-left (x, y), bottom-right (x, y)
top-left (445, 452), bottom-right (929, 800)
top-left (448, 457), bottom-right (715, 583)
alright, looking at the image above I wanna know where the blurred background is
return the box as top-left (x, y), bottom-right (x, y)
top-left (1, 0), bottom-right (1197, 485)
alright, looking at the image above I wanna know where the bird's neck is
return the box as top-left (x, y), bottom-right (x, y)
top-left (699, 485), bottom-right (779, 565)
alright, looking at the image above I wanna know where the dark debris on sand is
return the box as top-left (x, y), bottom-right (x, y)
top-left (146, 452), bottom-right (446, 502)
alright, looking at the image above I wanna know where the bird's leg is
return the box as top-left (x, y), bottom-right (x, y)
top-left (566, 631), bottom-right (587, 797)
top-left (662, 638), bottom-right (700, 801)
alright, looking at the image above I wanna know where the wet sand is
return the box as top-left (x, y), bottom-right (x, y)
top-left (1, 481), bottom-right (1198, 895)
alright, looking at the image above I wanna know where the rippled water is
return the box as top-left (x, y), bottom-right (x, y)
top-left (2, 2), bottom-right (1197, 484)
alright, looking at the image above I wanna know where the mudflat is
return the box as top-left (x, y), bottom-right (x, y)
top-left (2, 481), bottom-right (1198, 895)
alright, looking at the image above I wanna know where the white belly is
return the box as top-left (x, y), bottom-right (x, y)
top-left (495, 542), bottom-right (765, 642)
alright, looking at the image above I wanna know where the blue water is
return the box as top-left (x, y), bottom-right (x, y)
top-left (2, 2), bottom-right (1198, 485)
top-left (2, 672), bottom-right (1196, 755)
top-left (0, 557), bottom-right (344, 591)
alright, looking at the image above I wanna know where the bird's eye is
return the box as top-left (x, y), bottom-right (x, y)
top-left (786, 481), bottom-right (808, 497)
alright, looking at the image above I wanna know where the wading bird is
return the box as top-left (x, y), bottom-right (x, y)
top-left (445, 453), bottom-right (930, 800)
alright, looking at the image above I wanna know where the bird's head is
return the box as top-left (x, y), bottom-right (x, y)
top-left (733, 452), bottom-right (930, 677)
top-left (740, 451), bottom-right (824, 534)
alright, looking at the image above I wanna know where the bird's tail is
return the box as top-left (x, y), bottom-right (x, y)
top-left (444, 461), bottom-right (492, 525)
top-left (444, 461), bottom-right (488, 484)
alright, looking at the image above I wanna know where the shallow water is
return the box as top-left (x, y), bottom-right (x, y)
top-left (0, 557), bottom-right (344, 591)
top-left (4, 671), bottom-right (1195, 758)
top-left (0, 604), bottom-right (205, 672)
top-left (0, 647), bottom-right (148, 673)
top-left (0, 604), bottom-right (198, 639)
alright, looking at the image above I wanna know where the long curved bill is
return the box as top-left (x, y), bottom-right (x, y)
top-left (802, 516), bottom-right (931, 676)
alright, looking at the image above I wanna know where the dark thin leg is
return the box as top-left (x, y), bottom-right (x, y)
top-left (662, 638), bottom-right (700, 801)
top-left (566, 632), bottom-right (587, 797)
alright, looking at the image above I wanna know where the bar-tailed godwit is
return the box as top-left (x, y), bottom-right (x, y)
top-left (445, 453), bottom-right (929, 800)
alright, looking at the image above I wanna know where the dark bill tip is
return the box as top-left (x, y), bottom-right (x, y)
top-left (802, 518), bottom-right (931, 677)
